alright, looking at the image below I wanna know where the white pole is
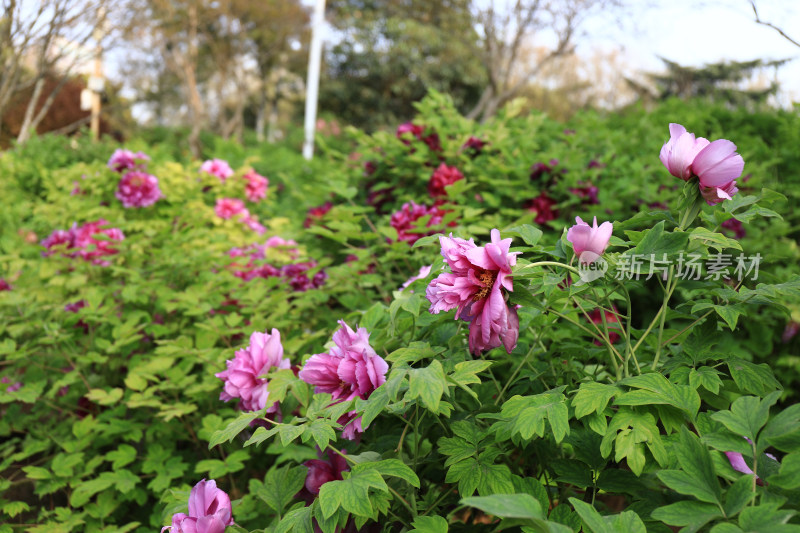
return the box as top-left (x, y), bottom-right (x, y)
top-left (303, 0), bottom-right (326, 160)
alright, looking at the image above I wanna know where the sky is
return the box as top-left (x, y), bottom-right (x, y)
top-left (576, 0), bottom-right (800, 106)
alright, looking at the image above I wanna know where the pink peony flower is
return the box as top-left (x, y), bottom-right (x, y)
top-left (338, 411), bottom-right (365, 442)
top-left (107, 149), bottom-right (149, 173)
top-left (721, 218), bottom-right (746, 239)
top-left (215, 329), bottom-right (291, 413)
top-left (41, 228), bottom-right (75, 256)
top-left (428, 164), bottom-right (464, 198)
top-left (660, 123), bottom-right (744, 205)
top-left (0, 279), bottom-right (10, 291)
top-left (242, 215), bottom-right (266, 235)
top-left (659, 123), bottom-right (709, 181)
top-left (390, 202), bottom-right (449, 244)
top-left (426, 229), bottom-right (520, 354)
top-left (299, 321), bottom-right (388, 402)
top-left (244, 170), bottom-right (268, 202)
top-left (566, 216), bottom-right (613, 263)
top-left (530, 159), bottom-right (560, 181)
top-left (462, 136), bottom-right (487, 156)
top-left (569, 184), bottom-right (599, 205)
top-left (73, 220), bottom-right (124, 265)
top-left (587, 307), bottom-right (621, 345)
top-left (214, 198), bottom-right (247, 220)
top-left (401, 265), bottom-right (433, 291)
top-left (396, 122), bottom-right (441, 152)
top-left (163, 479), bottom-right (233, 533)
top-left (115, 171), bottom-right (162, 208)
top-left (201, 159), bottom-right (234, 182)
top-left (304, 449), bottom-right (349, 495)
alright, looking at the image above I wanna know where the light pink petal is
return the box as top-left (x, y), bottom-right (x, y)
top-left (693, 139), bottom-right (744, 187)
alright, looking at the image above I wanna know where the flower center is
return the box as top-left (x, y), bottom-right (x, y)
top-left (473, 269), bottom-right (497, 301)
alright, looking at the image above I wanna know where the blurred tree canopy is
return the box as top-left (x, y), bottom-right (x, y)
top-left (320, 0), bottom-right (487, 129)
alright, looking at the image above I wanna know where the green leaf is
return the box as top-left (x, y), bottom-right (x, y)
top-left (387, 342), bottom-right (442, 365)
top-left (408, 360), bottom-right (448, 413)
top-left (711, 392), bottom-right (781, 444)
top-left (318, 468), bottom-right (388, 519)
top-left (689, 367), bottom-right (722, 394)
top-left (105, 445), bottom-right (136, 470)
top-left (572, 382), bottom-right (619, 419)
top-left (726, 359), bottom-right (781, 396)
top-left (461, 494), bottom-right (544, 520)
top-left (657, 470), bottom-right (720, 505)
top-left (650, 501), bottom-right (723, 530)
top-left (739, 504), bottom-right (800, 532)
top-left (280, 424), bottom-right (306, 446)
top-left (275, 504), bottom-right (314, 533)
top-left (85, 387), bottom-right (124, 406)
top-left (689, 227), bottom-right (742, 252)
top-left (306, 420), bottom-right (337, 450)
top-left (505, 225), bottom-right (544, 247)
top-left (491, 389), bottom-right (569, 443)
top-left (761, 404), bottom-right (800, 453)
top-left (601, 408), bottom-right (667, 475)
top-left (208, 409), bottom-right (265, 448)
top-left (673, 426), bottom-right (722, 505)
top-left (353, 459), bottom-right (420, 488)
top-left (252, 465), bottom-right (308, 514)
top-left (244, 426), bottom-right (280, 447)
top-left (766, 453), bottom-right (800, 489)
top-left (448, 360), bottom-right (492, 399)
top-left (724, 474), bottom-right (756, 517)
top-left (1, 501), bottom-right (30, 518)
top-left (616, 373), bottom-right (700, 419)
top-left (409, 515), bottom-right (448, 533)
top-left (569, 498), bottom-right (646, 533)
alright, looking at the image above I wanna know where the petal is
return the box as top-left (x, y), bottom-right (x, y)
top-left (692, 139), bottom-right (744, 187)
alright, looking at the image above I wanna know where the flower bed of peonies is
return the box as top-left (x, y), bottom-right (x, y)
top-left (1, 92), bottom-right (800, 532)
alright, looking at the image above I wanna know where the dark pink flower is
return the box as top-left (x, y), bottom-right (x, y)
top-left (338, 411), bottom-right (365, 442)
top-left (401, 265), bottom-right (433, 292)
top-left (530, 159), bottom-right (560, 181)
top-left (201, 159), bottom-right (234, 182)
top-left (2, 376), bottom-right (22, 393)
top-left (216, 329), bottom-right (291, 413)
top-left (721, 218), bottom-right (746, 239)
top-left (396, 122), bottom-right (425, 144)
top-left (426, 230), bottom-right (520, 354)
top-left (700, 179), bottom-right (739, 206)
top-left (304, 202), bottom-right (333, 228)
top-left (524, 192), bottom-right (559, 225)
top-left (569, 184), bottom-right (599, 205)
top-left (428, 164), bottom-right (464, 198)
top-left (214, 198), bottom-right (247, 220)
top-left (163, 479), bottom-right (233, 533)
top-left (0, 279), bottom-right (10, 291)
top-left (588, 307), bottom-right (621, 345)
top-left (115, 171), bottom-right (162, 208)
top-left (390, 202), bottom-right (448, 244)
top-left (244, 170), bottom-right (268, 202)
top-left (462, 136), bottom-right (487, 156)
top-left (242, 215), bottom-right (266, 235)
top-left (108, 149), bottom-right (149, 173)
top-left (41, 229), bottom-right (75, 256)
top-left (304, 449), bottom-right (349, 495)
top-left (300, 321), bottom-right (388, 402)
top-left (783, 321), bottom-right (799, 343)
top-left (72, 220), bottom-right (124, 265)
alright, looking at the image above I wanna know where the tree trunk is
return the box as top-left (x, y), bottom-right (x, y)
top-left (255, 87), bottom-right (267, 142)
top-left (16, 76), bottom-right (45, 144)
top-left (266, 93), bottom-right (280, 143)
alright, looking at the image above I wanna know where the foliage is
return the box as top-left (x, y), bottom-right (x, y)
top-left (1, 91), bottom-right (799, 532)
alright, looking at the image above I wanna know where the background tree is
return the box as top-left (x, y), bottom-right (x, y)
top-left (321, 0), bottom-right (486, 129)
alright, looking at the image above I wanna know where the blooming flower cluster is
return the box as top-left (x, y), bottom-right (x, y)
top-left (426, 230), bottom-right (520, 354)
top-left (216, 329), bottom-right (291, 414)
top-left (396, 122), bottom-right (441, 152)
top-left (304, 202), bottom-right (333, 229)
top-left (524, 191), bottom-right (558, 225)
top-left (299, 321), bottom-right (388, 440)
top-left (227, 239), bottom-right (327, 291)
top-left (115, 170), bottom-right (162, 208)
top-left (428, 163), bottom-right (464, 199)
top-left (107, 149), bottom-right (149, 173)
top-left (201, 159), bottom-right (234, 182)
top-left (214, 198), bottom-right (266, 235)
top-left (660, 123), bottom-right (744, 205)
top-left (390, 202), bottom-right (450, 244)
top-left (163, 479), bottom-right (234, 533)
top-left (41, 220), bottom-right (124, 266)
top-left (243, 169), bottom-right (268, 203)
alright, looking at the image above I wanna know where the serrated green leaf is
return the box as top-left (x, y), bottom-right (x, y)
top-left (461, 494), bottom-right (543, 520)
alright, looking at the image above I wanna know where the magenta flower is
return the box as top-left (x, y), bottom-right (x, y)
top-left (214, 198), bottom-right (247, 220)
top-left (304, 449), bottom-right (349, 495)
top-left (304, 202), bottom-right (333, 229)
top-left (390, 202), bottom-right (449, 244)
top-left (107, 149), bottom-right (149, 173)
top-left (566, 216), bottom-right (613, 263)
top-left (659, 123), bottom-right (709, 181)
top-left (428, 164), bottom-right (464, 198)
top-left (201, 159), bottom-right (234, 182)
top-left (163, 479), bottom-right (233, 533)
top-left (243, 170), bottom-right (268, 202)
top-left (462, 136), bottom-right (487, 156)
top-left (115, 171), bottom-right (162, 208)
top-left (0, 279), bottom-right (11, 291)
top-left (524, 192), bottom-right (559, 225)
top-left (299, 321), bottom-right (388, 402)
top-left (242, 214), bottom-right (266, 235)
top-left (2, 376), bottom-right (22, 393)
top-left (72, 220), bottom-right (124, 265)
top-left (215, 329), bottom-right (291, 413)
top-left (426, 229), bottom-right (520, 354)
top-left (41, 228), bottom-right (75, 256)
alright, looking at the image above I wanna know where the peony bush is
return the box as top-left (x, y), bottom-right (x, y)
top-left (1, 92), bottom-right (799, 532)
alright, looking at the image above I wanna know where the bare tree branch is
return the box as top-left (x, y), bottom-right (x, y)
top-left (750, 1), bottom-right (800, 49)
